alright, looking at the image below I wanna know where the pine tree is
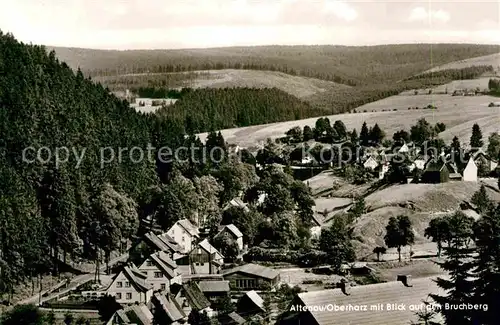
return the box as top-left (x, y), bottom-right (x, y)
top-left (369, 123), bottom-right (385, 145)
top-left (430, 211), bottom-right (475, 324)
top-left (470, 185), bottom-right (492, 215)
top-left (470, 205), bottom-right (500, 324)
top-left (470, 123), bottom-right (484, 148)
top-left (360, 122), bottom-right (370, 146)
top-left (350, 128), bottom-right (359, 144)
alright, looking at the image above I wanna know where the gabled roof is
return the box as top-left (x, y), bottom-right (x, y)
top-left (225, 198), bottom-right (250, 211)
top-left (296, 276), bottom-right (446, 325)
top-left (127, 304), bottom-right (154, 325)
top-left (242, 290), bottom-right (264, 312)
top-left (149, 252), bottom-right (178, 279)
top-left (197, 239), bottom-right (224, 260)
top-left (157, 233), bottom-right (183, 253)
top-left (176, 219), bottom-right (200, 237)
top-left (109, 264), bottom-right (151, 293)
top-left (423, 158), bottom-right (447, 172)
top-left (152, 292), bottom-right (186, 323)
top-left (183, 282), bottom-right (211, 310)
top-left (144, 232), bottom-right (170, 252)
top-left (217, 224), bottom-right (243, 239)
top-left (222, 263), bottom-right (279, 280)
top-left (198, 280), bottom-right (230, 293)
top-left (113, 309), bottom-right (131, 323)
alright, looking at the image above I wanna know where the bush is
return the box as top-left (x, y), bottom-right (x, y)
top-left (243, 247), bottom-right (328, 267)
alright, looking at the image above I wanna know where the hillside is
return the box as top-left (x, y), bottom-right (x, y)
top-left (95, 69), bottom-right (352, 99)
top-left (50, 44), bottom-right (500, 86)
top-left (422, 52), bottom-right (500, 74)
top-left (198, 78), bottom-right (500, 147)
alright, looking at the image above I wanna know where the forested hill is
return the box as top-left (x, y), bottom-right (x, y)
top-left (50, 44), bottom-right (500, 86)
top-left (0, 32), bottom-right (181, 294)
top-left (157, 88), bottom-right (320, 133)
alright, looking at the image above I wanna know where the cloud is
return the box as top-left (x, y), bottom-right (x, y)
top-left (324, 0), bottom-right (359, 22)
top-left (408, 7), bottom-right (451, 23)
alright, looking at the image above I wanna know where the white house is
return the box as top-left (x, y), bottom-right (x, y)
top-left (398, 143), bottom-right (409, 153)
top-left (139, 252), bottom-right (182, 292)
top-left (463, 158), bottom-right (478, 182)
top-left (106, 264), bottom-right (153, 305)
top-left (215, 224), bottom-right (244, 252)
top-left (166, 219), bottom-right (200, 253)
top-left (363, 156), bottom-right (379, 170)
top-left (176, 239), bottom-right (224, 275)
top-left (412, 156), bottom-right (430, 170)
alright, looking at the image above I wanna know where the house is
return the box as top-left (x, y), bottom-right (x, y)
top-left (171, 282), bottom-right (213, 317)
top-left (106, 264), bottom-right (154, 305)
top-left (222, 263), bottom-right (280, 290)
top-left (462, 157), bottom-right (478, 182)
top-left (176, 239), bottom-right (224, 275)
top-left (166, 219), bottom-right (200, 253)
top-left (411, 155), bottom-right (430, 170)
top-left (106, 303), bottom-right (153, 325)
top-left (362, 156), bottom-right (379, 171)
top-left (224, 197), bottom-right (250, 213)
top-left (139, 251), bottom-right (182, 292)
top-left (472, 151), bottom-right (497, 175)
top-left (215, 224), bottom-right (244, 252)
top-left (150, 292), bottom-right (187, 325)
top-left (198, 280), bottom-right (231, 302)
top-left (130, 232), bottom-right (183, 264)
top-left (397, 143), bottom-right (409, 153)
top-left (310, 213), bottom-right (325, 239)
top-left (278, 275), bottom-right (446, 325)
top-left (236, 290), bottom-right (265, 316)
top-left (301, 155), bottom-right (314, 165)
top-left (421, 159), bottom-right (449, 183)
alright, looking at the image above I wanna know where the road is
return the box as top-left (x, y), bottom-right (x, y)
top-left (16, 253), bottom-right (128, 306)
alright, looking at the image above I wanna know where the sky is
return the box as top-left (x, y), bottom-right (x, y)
top-left (0, 0), bottom-right (499, 49)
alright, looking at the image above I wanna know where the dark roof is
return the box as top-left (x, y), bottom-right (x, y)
top-left (223, 263), bottom-right (280, 280)
top-left (152, 292), bottom-right (186, 323)
top-left (183, 283), bottom-right (211, 310)
top-left (126, 304), bottom-right (154, 325)
top-left (144, 232), bottom-right (182, 253)
top-left (296, 276), bottom-right (445, 325)
top-left (198, 280), bottom-right (230, 293)
top-left (149, 252), bottom-right (178, 279)
top-left (423, 158), bottom-right (447, 172)
top-left (119, 265), bottom-right (151, 293)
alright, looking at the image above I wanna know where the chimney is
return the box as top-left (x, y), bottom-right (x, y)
top-left (338, 281), bottom-right (351, 295)
top-left (397, 274), bottom-right (413, 287)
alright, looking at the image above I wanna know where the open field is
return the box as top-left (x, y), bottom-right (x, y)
top-left (365, 180), bottom-right (500, 213)
top-left (422, 52), bottom-right (500, 73)
top-left (374, 260), bottom-right (444, 282)
top-left (198, 86), bottom-right (500, 147)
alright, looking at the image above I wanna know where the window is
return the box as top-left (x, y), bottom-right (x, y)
top-left (161, 284), bottom-right (166, 291)
top-left (146, 260), bottom-right (153, 266)
top-left (116, 281), bottom-right (123, 288)
top-left (126, 293), bottom-right (132, 300)
top-left (125, 281), bottom-right (130, 288)
top-left (154, 272), bottom-right (163, 278)
top-left (182, 236), bottom-right (185, 242)
top-left (116, 293), bottom-right (122, 300)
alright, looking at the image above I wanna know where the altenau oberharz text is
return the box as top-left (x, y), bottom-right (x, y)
top-left (289, 304), bottom-right (369, 312)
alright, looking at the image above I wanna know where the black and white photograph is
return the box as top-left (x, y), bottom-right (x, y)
top-left (0, 1), bottom-right (499, 324)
